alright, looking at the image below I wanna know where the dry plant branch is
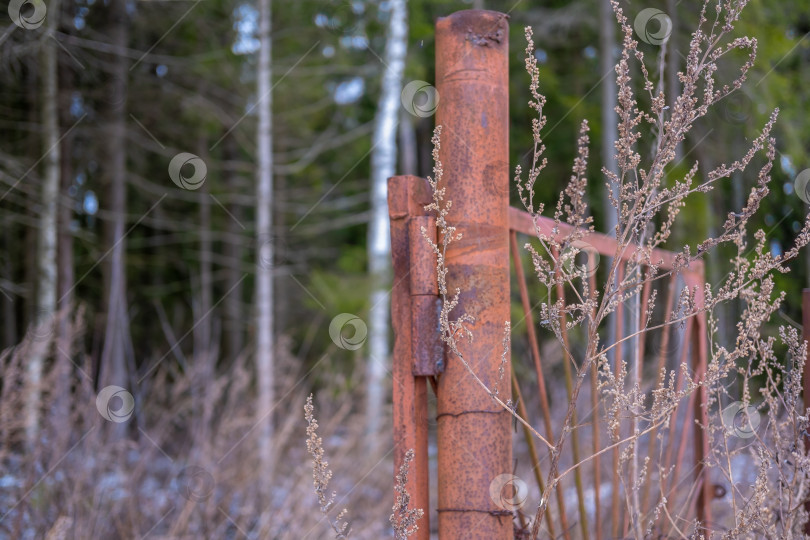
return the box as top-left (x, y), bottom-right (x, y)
top-left (305, 394), bottom-right (351, 539)
top-left (390, 449), bottom-right (425, 539)
top-left (421, 1), bottom-right (810, 538)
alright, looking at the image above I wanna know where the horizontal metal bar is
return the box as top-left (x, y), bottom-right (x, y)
top-left (508, 206), bottom-right (704, 276)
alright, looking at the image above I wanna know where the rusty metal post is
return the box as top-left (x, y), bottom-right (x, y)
top-left (390, 175), bottom-right (435, 540)
top-left (435, 10), bottom-right (512, 539)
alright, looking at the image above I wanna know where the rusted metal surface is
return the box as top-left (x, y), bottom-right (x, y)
top-left (411, 295), bottom-right (444, 376)
top-left (389, 174), bottom-right (433, 540)
top-left (408, 216), bottom-right (438, 296)
top-left (435, 9), bottom-right (512, 539)
top-left (409, 216), bottom-right (444, 376)
top-left (390, 9), bottom-right (714, 536)
top-left (508, 207), bottom-right (705, 278)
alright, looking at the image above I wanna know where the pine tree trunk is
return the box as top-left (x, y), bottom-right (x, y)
top-left (55, 15), bottom-right (76, 439)
top-left (194, 141), bottom-right (214, 449)
top-left (1, 221), bottom-right (16, 350)
top-left (223, 140), bottom-right (244, 362)
top-left (99, 0), bottom-right (131, 436)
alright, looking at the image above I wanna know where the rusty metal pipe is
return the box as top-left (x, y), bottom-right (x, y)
top-left (435, 10), bottom-right (512, 540)
top-left (389, 175), bottom-right (435, 540)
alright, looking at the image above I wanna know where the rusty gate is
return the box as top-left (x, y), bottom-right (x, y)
top-left (390, 9), bottom-right (710, 539)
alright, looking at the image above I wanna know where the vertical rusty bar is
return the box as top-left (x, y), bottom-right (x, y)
top-left (390, 175), bottom-right (432, 540)
top-left (664, 313), bottom-right (708, 532)
top-left (661, 316), bottom-right (693, 489)
top-left (661, 315), bottom-right (693, 534)
top-left (640, 275), bottom-right (676, 517)
top-left (674, 367), bottom-right (697, 496)
top-left (409, 216), bottom-right (444, 377)
top-left (692, 280), bottom-right (712, 530)
top-left (637, 276), bottom-right (652, 377)
top-left (588, 269), bottom-right (602, 540)
top-left (510, 232), bottom-right (571, 539)
top-left (611, 263), bottom-right (625, 538)
top-left (435, 10), bottom-right (511, 539)
top-left (553, 247), bottom-right (590, 540)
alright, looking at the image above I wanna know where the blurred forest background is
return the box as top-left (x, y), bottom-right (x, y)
top-left (1, 0), bottom-right (810, 537)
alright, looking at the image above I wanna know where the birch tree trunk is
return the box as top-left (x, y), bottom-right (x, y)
top-left (255, 0), bottom-right (275, 490)
top-left (366, 0), bottom-right (407, 447)
top-left (666, 0), bottom-right (680, 162)
top-left (599, 0), bottom-right (619, 366)
top-left (26, 0), bottom-right (62, 445)
top-left (599, 3), bottom-right (623, 536)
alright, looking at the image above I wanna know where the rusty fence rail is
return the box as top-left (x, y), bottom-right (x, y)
top-left (389, 8), bottom-right (712, 539)
top-left (509, 209), bottom-right (711, 538)
top-left (390, 174), bottom-right (711, 538)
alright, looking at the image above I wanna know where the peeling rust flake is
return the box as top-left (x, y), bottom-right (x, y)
top-left (466, 27), bottom-right (504, 46)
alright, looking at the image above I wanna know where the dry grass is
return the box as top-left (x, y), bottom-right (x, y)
top-left (0, 311), bottom-right (394, 539)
